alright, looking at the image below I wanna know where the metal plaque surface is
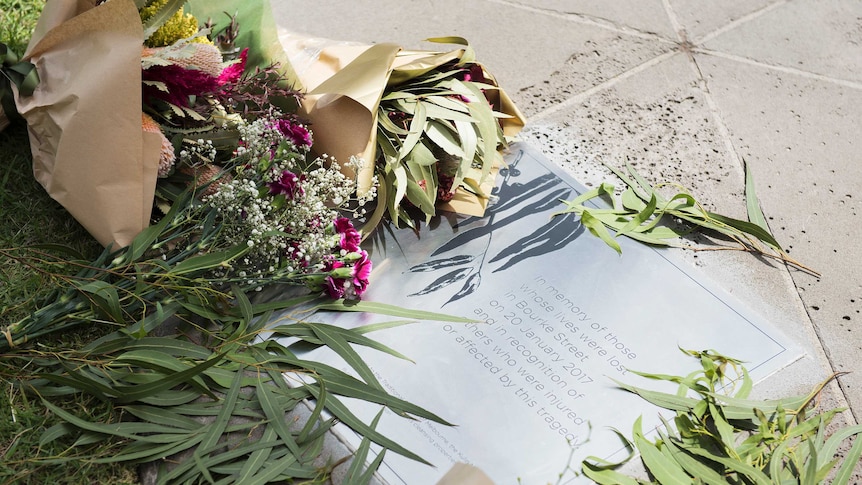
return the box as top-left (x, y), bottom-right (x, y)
top-left (272, 142), bottom-right (803, 484)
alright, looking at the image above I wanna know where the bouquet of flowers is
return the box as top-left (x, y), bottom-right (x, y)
top-left (274, 30), bottom-right (527, 227)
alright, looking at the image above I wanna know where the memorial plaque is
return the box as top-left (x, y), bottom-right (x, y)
top-left (272, 142), bottom-right (804, 484)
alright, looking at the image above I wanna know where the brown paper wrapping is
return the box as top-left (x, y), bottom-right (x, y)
top-left (435, 463), bottom-right (496, 485)
top-left (15, 0), bottom-right (160, 248)
top-left (278, 30), bottom-right (525, 217)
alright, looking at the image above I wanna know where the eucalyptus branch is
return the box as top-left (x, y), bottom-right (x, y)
top-left (554, 163), bottom-right (819, 276)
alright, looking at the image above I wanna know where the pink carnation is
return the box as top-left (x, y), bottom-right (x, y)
top-left (323, 250), bottom-right (372, 300)
top-left (267, 170), bottom-right (305, 199)
top-left (276, 119), bottom-right (313, 148)
top-left (351, 250), bottom-right (372, 296)
top-left (334, 217), bottom-right (361, 252)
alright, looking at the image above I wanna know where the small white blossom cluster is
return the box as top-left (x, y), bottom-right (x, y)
top-left (179, 138), bottom-right (217, 167)
top-left (233, 117), bottom-right (284, 161)
top-left (202, 113), bottom-right (377, 288)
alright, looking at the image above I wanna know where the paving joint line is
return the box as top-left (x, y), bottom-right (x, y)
top-left (527, 50), bottom-right (679, 123)
top-left (694, 48), bottom-right (862, 91)
top-left (660, 0), bottom-right (686, 42)
top-left (484, 0), bottom-right (675, 45)
top-left (693, 0), bottom-right (789, 45)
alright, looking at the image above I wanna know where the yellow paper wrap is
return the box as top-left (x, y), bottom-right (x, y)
top-left (278, 30), bottom-right (525, 217)
top-left (436, 463), bottom-right (496, 485)
top-left (15, 0), bottom-right (160, 248)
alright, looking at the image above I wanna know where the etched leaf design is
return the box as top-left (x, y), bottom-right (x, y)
top-left (408, 255), bottom-right (476, 273)
top-left (445, 271), bottom-right (482, 306)
top-left (407, 267), bottom-right (472, 297)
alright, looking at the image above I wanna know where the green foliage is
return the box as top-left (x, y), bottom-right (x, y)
top-left (14, 296), bottom-right (462, 484)
top-left (0, 0), bottom-right (44, 54)
top-left (582, 349), bottom-right (862, 484)
top-left (555, 163), bottom-right (817, 275)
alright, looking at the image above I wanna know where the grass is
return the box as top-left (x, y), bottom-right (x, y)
top-left (1, 1), bottom-right (141, 482)
top-left (0, 121), bottom-right (140, 485)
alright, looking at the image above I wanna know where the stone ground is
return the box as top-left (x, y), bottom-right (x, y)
top-left (273, 0), bottom-right (862, 482)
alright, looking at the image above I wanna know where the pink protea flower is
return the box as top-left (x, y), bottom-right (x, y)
top-left (267, 170), bottom-right (305, 199)
top-left (217, 47), bottom-right (248, 85)
top-left (333, 217), bottom-right (361, 252)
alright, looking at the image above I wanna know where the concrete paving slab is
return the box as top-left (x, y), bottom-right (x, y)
top-left (667, 0), bottom-right (776, 42)
top-left (272, 0), bottom-right (634, 94)
top-left (696, 51), bottom-right (862, 414)
top-left (503, 0), bottom-right (677, 39)
top-left (529, 53), bottom-right (749, 218)
top-left (701, 0), bottom-right (862, 83)
top-left (514, 33), bottom-right (674, 117)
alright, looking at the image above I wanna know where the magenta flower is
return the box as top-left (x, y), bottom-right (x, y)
top-left (351, 250), bottom-right (372, 296)
top-left (324, 260), bottom-right (347, 299)
top-left (276, 119), bottom-right (313, 148)
top-left (217, 48), bottom-right (249, 86)
top-left (334, 217), bottom-right (361, 252)
top-left (322, 250), bottom-right (372, 300)
top-left (267, 170), bottom-right (305, 199)
top-left (142, 64), bottom-right (220, 107)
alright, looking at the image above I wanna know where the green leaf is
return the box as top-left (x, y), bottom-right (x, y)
top-left (425, 120), bottom-right (466, 158)
top-left (819, 423), bottom-right (862, 466)
top-left (256, 374), bottom-right (303, 458)
top-left (304, 388), bottom-right (431, 465)
top-left (112, 353), bottom-right (225, 404)
top-left (236, 426), bottom-right (278, 483)
top-left (122, 405), bottom-right (203, 431)
top-left (399, 101), bottom-right (427, 159)
top-left (313, 300), bottom-right (476, 323)
top-left (39, 423), bottom-right (77, 446)
top-left (707, 402), bottom-right (736, 451)
top-left (71, 280), bottom-right (124, 323)
top-left (311, 325), bottom-right (382, 390)
top-left (344, 409), bottom-right (386, 484)
top-left (707, 211), bottom-right (783, 251)
top-left (613, 380), bottom-right (699, 412)
top-left (687, 447), bottom-right (773, 485)
top-left (423, 100), bottom-right (476, 123)
top-left (297, 380), bottom-right (328, 443)
top-left (744, 160), bottom-right (770, 232)
top-left (121, 337), bottom-right (213, 360)
top-left (581, 209), bottom-right (622, 255)
top-left (243, 448), bottom-right (305, 484)
top-left (581, 460), bottom-right (641, 485)
top-left (171, 244), bottom-right (248, 275)
top-left (619, 193), bottom-right (658, 235)
top-left (831, 429), bottom-right (862, 485)
top-left (632, 417), bottom-right (690, 485)
top-left (662, 437), bottom-right (726, 485)
top-left (195, 364), bottom-right (245, 455)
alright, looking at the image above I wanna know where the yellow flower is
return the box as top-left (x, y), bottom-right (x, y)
top-left (140, 0), bottom-right (211, 47)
